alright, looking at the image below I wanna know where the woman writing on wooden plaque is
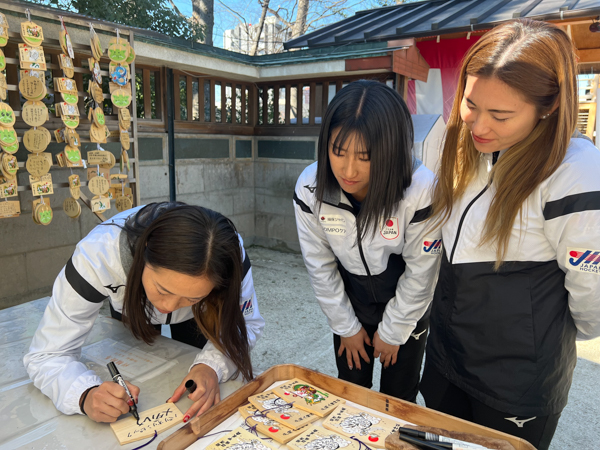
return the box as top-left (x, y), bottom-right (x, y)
top-left (24, 202), bottom-right (264, 423)
top-left (421, 20), bottom-right (600, 450)
top-left (293, 80), bottom-right (441, 401)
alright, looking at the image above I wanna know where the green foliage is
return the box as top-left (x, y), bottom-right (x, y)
top-left (27, 0), bottom-right (204, 41)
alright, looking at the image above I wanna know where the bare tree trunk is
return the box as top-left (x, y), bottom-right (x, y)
top-left (192, 0), bottom-right (214, 46)
top-left (292, 0), bottom-right (309, 39)
top-left (251, 0), bottom-right (270, 56)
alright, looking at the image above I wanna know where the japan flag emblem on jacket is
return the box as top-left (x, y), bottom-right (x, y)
top-left (381, 217), bottom-right (399, 240)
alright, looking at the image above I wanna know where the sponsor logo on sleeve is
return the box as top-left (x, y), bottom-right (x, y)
top-left (380, 217), bottom-right (399, 240)
top-left (422, 239), bottom-right (442, 255)
top-left (240, 296), bottom-right (254, 316)
top-left (566, 248), bottom-right (600, 274)
top-left (304, 184), bottom-right (316, 193)
top-left (320, 214), bottom-right (346, 236)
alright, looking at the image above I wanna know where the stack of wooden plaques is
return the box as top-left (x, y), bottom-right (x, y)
top-left (0, 11), bottom-right (19, 221)
top-left (19, 15), bottom-right (55, 224)
top-left (206, 379), bottom-right (405, 450)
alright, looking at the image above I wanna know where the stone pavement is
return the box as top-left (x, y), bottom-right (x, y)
top-left (245, 246), bottom-right (600, 450)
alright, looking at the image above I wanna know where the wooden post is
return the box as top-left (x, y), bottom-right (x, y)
top-left (210, 79), bottom-right (216, 122)
top-left (173, 72), bottom-right (181, 121)
top-left (297, 83), bottom-right (303, 125)
top-left (129, 31), bottom-right (141, 207)
top-left (240, 84), bottom-right (246, 125)
top-left (322, 81), bottom-right (330, 117)
top-left (309, 82), bottom-right (316, 125)
top-left (232, 83), bottom-right (237, 124)
top-left (187, 75), bottom-right (193, 121)
top-left (273, 85), bottom-right (279, 125)
top-left (285, 84), bottom-right (291, 125)
top-left (221, 82), bottom-right (227, 124)
top-left (143, 68), bottom-right (151, 119)
top-left (198, 78), bottom-right (205, 123)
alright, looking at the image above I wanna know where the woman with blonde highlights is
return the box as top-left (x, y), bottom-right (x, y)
top-left (421, 20), bottom-right (600, 449)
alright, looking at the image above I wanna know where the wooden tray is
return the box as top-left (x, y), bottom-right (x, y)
top-left (157, 364), bottom-right (536, 450)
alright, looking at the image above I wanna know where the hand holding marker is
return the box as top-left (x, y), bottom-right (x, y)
top-left (107, 361), bottom-right (140, 424)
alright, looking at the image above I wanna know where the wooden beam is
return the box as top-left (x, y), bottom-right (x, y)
top-left (262, 87), bottom-right (268, 125)
top-left (346, 55), bottom-right (392, 72)
top-left (577, 48), bottom-right (600, 63)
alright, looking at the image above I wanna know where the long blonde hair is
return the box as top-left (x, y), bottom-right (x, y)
top-left (431, 19), bottom-right (578, 267)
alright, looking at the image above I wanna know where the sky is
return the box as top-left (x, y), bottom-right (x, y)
top-left (172, 0), bottom-right (393, 48)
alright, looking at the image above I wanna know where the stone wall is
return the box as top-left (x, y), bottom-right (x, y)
top-left (0, 134), bottom-right (314, 309)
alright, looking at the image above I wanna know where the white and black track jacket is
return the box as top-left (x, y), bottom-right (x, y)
top-left (427, 138), bottom-right (600, 417)
top-left (293, 161), bottom-right (441, 346)
top-left (24, 206), bottom-right (264, 416)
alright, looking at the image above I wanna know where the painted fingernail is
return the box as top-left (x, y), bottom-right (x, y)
top-left (127, 399), bottom-right (134, 407)
top-left (135, 397), bottom-right (138, 404)
top-left (166, 397), bottom-right (171, 403)
top-left (183, 414), bottom-right (190, 423)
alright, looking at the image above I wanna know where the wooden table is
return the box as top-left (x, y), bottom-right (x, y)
top-left (0, 298), bottom-right (245, 450)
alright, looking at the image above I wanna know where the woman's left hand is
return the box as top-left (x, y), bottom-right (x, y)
top-left (168, 363), bottom-right (220, 422)
top-left (372, 331), bottom-right (400, 369)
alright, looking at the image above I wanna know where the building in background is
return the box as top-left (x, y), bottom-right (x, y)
top-left (224, 17), bottom-right (290, 55)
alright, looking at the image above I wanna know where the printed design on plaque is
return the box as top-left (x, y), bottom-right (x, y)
top-left (319, 214), bottom-right (347, 236)
top-left (0, 175), bottom-right (18, 198)
top-left (0, 128), bottom-right (17, 146)
top-left (30, 173), bottom-right (54, 196)
top-left (238, 404), bottom-right (310, 444)
top-left (0, 102), bottom-right (15, 127)
top-left (21, 21), bottom-right (44, 46)
top-left (288, 426), bottom-right (361, 450)
top-left (108, 38), bottom-right (130, 63)
top-left (1, 142), bottom-right (18, 154)
top-left (112, 88), bottom-right (132, 108)
top-left (0, 73), bottom-right (7, 100)
top-left (62, 115), bottom-right (79, 129)
top-left (272, 379), bottom-right (344, 417)
top-left (323, 405), bottom-right (403, 449)
top-left (421, 238), bottom-right (442, 255)
top-left (1, 153), bottom-right (18, 178)
top-left (0, 48), bottom-right (5, 71)
top-left (111, 64), bottom-right (129, 86)
top-left (65, 145), bottom-right (81, 164)
top-left (566, 248), bottom-right (600, 275)
top-left (0, 26), bottom-right (8, 48)
top-left (248, 391), bottom-right (318, 430)
top-left (205, 427), bottom-right (277, 450)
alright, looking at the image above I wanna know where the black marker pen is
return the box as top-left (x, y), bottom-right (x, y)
top-left (107, 361), bottom-right (140, 423)
top-left (398, 434), bottom-right (448, 450)
top-left (399, 428), bottom-right (491, 450)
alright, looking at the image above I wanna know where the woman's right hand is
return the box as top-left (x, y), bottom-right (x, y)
top-left (338, 327), bottom-right (372, 370)
top-left (82, 381), bottom-right (140, 423)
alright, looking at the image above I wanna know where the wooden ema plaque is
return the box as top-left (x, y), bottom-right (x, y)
top-left (248, 391), bottom-right (318, 431)
top-left (288, 425), bottom-right (362, 450)
top-left (158, 365), bottom-right (535, 450)
top-left (322, 404), bottom-right (403, 448)
top-left (271, 379), bottom-right (344, 417)
top-left (237, 403), bottom-right (310, 444)
top-left (204, 427), bottom-right (277, 450)
top-left (110, 403), bottom-right (183, 445)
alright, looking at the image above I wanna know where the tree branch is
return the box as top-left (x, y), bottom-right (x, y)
top-left (267, 6), bottom-right (293, 28)
top-left (167, 0), bottom-right (189, 20)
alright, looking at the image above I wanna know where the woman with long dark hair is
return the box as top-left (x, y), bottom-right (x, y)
top-left (293, 80), bottom-right (441, 401)
top-left (423, 20), bottom-right (600, 449)
top-left (24, 202), bottom-right (264, 423)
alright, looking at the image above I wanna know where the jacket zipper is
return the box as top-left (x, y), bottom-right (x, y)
top-left (449, 185), bottom-right (489, 264)
top-left (449, 152), bottom-right (499, 264)
top-left (324, 199), bottom-right (378, 303)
